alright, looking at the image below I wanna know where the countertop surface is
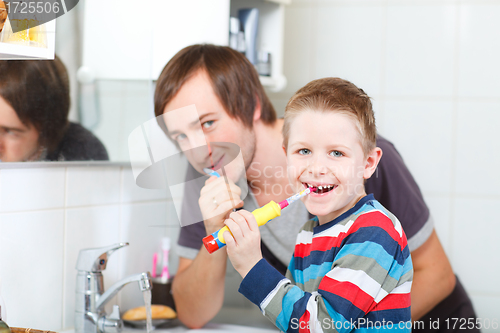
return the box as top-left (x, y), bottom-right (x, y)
top-left (130, 323), bottom-right (279, 333)
top-left (61, 307), bottom-right (280, 333)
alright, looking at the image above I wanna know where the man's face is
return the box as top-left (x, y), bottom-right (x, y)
top-left (0, 96), bottom-right (40, 162)
top-left (163, 70), bottom-right (256, 180)
top-left (286, 110), bottom-right (370, 224)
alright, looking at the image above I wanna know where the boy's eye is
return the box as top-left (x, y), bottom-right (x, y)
top-left (202, 120), bottom-right (214, 129)
top-left (329, 150), bottom-right (343, 157)
top-left (298, 148), bottom-right (311, 155)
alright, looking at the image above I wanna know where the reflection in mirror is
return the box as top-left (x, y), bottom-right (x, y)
top-left (0, 57), bottom-right (109, 162)
top-left (89, 80), bottom-right (156, 162)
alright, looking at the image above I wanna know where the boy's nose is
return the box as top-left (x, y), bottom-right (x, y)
top-left (307, 156), bottom-right (329, 175)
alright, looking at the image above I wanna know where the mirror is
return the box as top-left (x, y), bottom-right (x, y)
top-left (0, 0), bottom-right (163, 163)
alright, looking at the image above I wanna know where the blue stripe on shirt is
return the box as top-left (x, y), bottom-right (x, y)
top-left (337, 242), bottom-right (404, 281)
top-left (320, 289), bottom-right (365, 323)
top-left (343, 226), bottom-right (406, 266)
top-left (292, 261), bottom-right (333, 285)
top-left (238, 259), bottom-right (288, 307)
top-left (276, 287), bottom-right (305, 331)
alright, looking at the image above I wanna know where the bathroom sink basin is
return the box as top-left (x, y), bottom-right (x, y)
top-left (130, 323), bottom-right (278, 332)
top-left (60, 305), bottom-right (279, 332)
top-left (60, 323), bottom-right (279, 333)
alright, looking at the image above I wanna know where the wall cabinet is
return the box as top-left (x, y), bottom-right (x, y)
top-left (81, 0), bottom-right (288, 91)
top-left (81, 0), bottom-right (230, 81)
top-left (0, 19), bottom-right (56, 59)
top-left (231, 0), bottom-right (289, 91)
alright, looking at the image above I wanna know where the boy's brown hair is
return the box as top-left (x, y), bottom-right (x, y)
top-left (283, 77), bottom-right (376, 155)
top-left (154, 44), bottom-right (276, 134)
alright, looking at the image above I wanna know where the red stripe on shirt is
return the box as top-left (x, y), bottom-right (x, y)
top-left (298, 310), bottom-right (311, 333)
top-left (348, 212), bottom-right (408, 248)
top-left (295, 236), bottom-right (345, 258)
top-left (295, 212), bottom-right (407, 259)
top-left (319, 276), bottom-right (374, 313)
top-left (372, 292), bottom-right (411, 311)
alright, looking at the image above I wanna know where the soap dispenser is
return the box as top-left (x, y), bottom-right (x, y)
top-left (0, 306), bottom-right (10, 333)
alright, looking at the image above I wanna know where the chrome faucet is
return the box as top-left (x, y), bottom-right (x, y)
top-left (75, 243), bottom-right (152, 333)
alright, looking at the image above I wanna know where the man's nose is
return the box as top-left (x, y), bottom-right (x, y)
top-left (183, 131), bottom-right (210, 165)
top-left (188, 129), bottom-right (207, 150)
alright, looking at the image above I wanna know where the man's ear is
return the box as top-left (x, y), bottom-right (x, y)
top-left (363, 147), bottom-right (383, 179)
top-left (253, 96), bottom-right (262, 122)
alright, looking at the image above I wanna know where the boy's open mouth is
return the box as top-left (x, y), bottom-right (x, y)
top-left (304, 183), bottom-right (337, 194)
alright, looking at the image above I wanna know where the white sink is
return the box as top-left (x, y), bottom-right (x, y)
top-left (61, 323), bottom-right (279, 333)
top-left (147, 323), bottom-right (278, 332)
top-left (61, 307), bottom-right (279, 333)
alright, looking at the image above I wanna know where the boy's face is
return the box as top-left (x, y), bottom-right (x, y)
top-left (286, 110), bottom-right (374, 224)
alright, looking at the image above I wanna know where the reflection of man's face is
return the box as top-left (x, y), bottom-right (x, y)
top-left (163, 70), bottom-right (256, 181)
top-left (0, 96), bottom-right (40, 162)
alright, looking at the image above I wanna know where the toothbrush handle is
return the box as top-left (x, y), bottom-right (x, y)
top-left (152, 253), bottom-right (158, 278)
top-left (162, 251), bottom-right (170, 279)
top-left (202, 201), bottom-right (282, 254)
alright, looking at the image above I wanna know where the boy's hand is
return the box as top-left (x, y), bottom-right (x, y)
top-left (199, 176), bottom-right (244, 235)
top-left (224, 210), bottom-right (263, 278)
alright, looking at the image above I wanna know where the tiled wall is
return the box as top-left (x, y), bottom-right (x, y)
top-left (91, 80), bottom-right (156, 162)
top-left (267, 0), bottom-right (500, 328)
top-left (0, 165), bottom-right (181, 331)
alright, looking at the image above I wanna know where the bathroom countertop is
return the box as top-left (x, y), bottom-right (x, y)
top-left (130, 323), bottom-right (278, 333)
top-left (61, 323), bottom-right (278, 333)
top-left (61, 307), bottom-right (279, 333)
top-left (130, 307), bottom-right (279, 332)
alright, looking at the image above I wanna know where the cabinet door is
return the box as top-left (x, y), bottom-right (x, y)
top-left (82, 0), bottom-right (230, 80)
top-left (0, 19), bottom-right (56, 59)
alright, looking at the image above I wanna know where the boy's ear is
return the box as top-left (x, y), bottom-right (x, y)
top-left (363, 147), bottom-right (383, 179)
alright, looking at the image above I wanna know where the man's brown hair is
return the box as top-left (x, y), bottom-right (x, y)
top-left (283, 77), bottom-right (376, 155)
top-left (154, 44), bottom-right (276, 133)
top-left (0, 57), bottom-right (70, 152)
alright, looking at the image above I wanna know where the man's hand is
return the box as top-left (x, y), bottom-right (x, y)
top-left (199, 176), bottom-right (244, 235)
top-left (224, 210), bottom-right (263, 278)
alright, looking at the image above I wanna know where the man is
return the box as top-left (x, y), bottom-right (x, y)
top-left (154, 44), bottom-right (478, 332)
top-left (0, 58), bottom-right (108, 162)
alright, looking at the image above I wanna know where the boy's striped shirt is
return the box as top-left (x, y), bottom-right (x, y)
top-left (239, 194), bottom-right (413, 333)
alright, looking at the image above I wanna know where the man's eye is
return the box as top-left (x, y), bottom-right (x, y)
top-left (202, 120), bottom-right (214, 129)
top-left (176, 133), bottom-right (187, 142)
top-left (330, 150), bottom-right (343, 157)
top-left (298, 148), bottom-right (311, 155)
top-left (5, 129), bottom-right (17, 137)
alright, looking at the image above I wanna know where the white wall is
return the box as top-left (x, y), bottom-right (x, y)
top-left (2, 1), bottom-right (500, 331)
top-left (0, 165), bottom-right (181, 331)
top-left (268, 0), bottom-right (500, 328)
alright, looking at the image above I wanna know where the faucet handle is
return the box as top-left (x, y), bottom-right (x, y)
top-left (76, 243), bottom-right (129, 272)
top-left (109, 305), bottom-right (121, 321)
top-left (98, 305), bottom-right (123, 333)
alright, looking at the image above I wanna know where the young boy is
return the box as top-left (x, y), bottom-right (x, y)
top-left (223, 77), bottom-right (413, 332)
